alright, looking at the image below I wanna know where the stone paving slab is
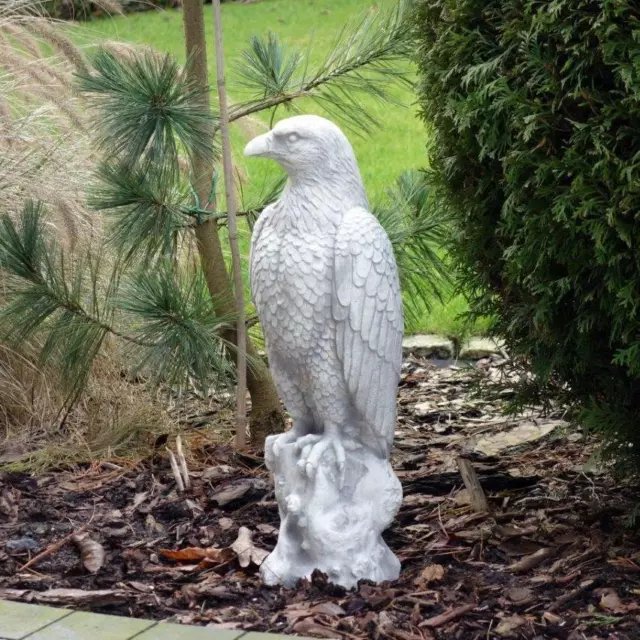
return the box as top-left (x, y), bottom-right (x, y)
top-left (459, 337), bottom-right (504, 360)
top-left (402, 334), bottom-right (454, 359)
top-left (25, 611), bottom-right (155, 640)
top-left (0, 600), bottom-right (295, 640)
top-left (0, 600), bottom-right (72, 640)
top-left (135, 623), bottom-right (245, 640)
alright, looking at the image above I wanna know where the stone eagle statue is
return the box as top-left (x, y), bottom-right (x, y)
top-left (246, 114), bottom-right (404, 472)
top-left (245, 115), bottom-right (403, 588)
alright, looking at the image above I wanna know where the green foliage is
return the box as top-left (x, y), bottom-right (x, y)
top-left (89, 160), bottom-right (191, 263)
top-left (1, 2), bottom-right (421, 404)
top-left (373, 170), bottom-right (450, 325)
top-left (77, 49), bottom-right (217, 173)
top-left (0, 1), bottom-right (451, 420)
top-left (234, 33), bottom-right (303, 103)
top-left (231, 0), bottom-right (414, 133)
top-left (118, 261), bottom-right (235, 393)
top-left (0, 201), bottom-right (112, 398)
top-left (414, 0), bottom-right (640, 474)
top-left (0, 200), bottom-right (235, 399)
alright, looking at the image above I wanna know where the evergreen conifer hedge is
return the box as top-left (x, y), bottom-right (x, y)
top-left (413, 0), bottom-right (640, 474)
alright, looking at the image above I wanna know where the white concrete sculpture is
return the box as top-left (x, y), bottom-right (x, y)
top-left (245, 115), bottom-right (403, 589)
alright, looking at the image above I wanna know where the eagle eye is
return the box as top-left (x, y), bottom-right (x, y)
top-left (287, 132), bottom-right (300, 143)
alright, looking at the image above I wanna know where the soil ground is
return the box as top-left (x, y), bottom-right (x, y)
top-left (2, 357), bottom-right (640, 639)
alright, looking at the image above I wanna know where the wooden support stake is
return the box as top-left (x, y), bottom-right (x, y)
top-left (456, 457), bottom-right (489, 513)
top-left (212, 0), bottom-right (247, 450)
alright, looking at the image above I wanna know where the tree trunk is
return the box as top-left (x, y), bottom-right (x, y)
top-left (181, 0), bottom-right (284, 447)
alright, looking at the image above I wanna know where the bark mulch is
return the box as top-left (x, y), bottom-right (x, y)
top-left (2, 355), bottom-right (640, 639)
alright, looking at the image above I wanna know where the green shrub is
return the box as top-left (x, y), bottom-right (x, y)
top-left (413, 0), bottom-right (640, 474)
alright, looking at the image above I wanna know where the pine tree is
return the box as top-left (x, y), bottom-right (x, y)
top-left (0, 0), bottom-right (450, 448)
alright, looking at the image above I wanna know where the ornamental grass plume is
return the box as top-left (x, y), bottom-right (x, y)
top-left (0, 0), bottom-right (172, 469)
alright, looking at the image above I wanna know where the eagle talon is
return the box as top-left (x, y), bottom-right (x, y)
top-left (299, 433), bottom-right (346, 489)
top-left (294, 434), bottom-right (322, 453)
top-left (271, 429), bottom-right (302, 459)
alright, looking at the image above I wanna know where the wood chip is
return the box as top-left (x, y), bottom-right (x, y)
top-left (456, 458), bottom-right (489, 513)
top-left (230, 526), bottom-right (268, 567)
top-left (508, 547), bottom-right (557, 573)
top-left (420, 603), bottom-right (476, 628)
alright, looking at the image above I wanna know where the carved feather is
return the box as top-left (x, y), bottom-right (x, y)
top-left (332, 207), bottom-right (404, 456)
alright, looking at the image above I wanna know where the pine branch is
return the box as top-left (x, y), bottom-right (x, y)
top-left (219, 173), bottom-right (286, 229)
top-left (89, 160), bottom-right (191, 264)
top-left (373, 170), bottom-right (452, 324)
top-left (0, 201), bottom-right (235, 397)
top-left (76, 48), bottom-right (218, 174)
top-left (0, 202), bottom-right (149, 396)
top-left (228, 0), bottom-right (414, 133)
top-left (117, 260), bottom-right (236, 393)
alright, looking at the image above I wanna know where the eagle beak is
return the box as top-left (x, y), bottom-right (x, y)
top-left (244, 132), bottom-right (272, 158)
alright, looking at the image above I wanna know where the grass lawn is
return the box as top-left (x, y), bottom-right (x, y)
top-left (72, 0), bottom-right (488, 338)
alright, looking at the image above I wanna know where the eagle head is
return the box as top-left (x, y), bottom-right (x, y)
top-left (244, 115), bottom-right (359, 182)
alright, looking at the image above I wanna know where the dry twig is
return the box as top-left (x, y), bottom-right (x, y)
top-left (19, 526), bottom-right (87, 571)
top-left (167, 448), bottom-right (186, 493)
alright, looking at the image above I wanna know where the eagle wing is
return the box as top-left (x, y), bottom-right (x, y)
top-left (332, 206), bottom-right (404, 457)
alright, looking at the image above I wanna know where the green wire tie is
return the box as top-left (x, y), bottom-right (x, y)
top-left (184, 170), bottom-right (220, 225)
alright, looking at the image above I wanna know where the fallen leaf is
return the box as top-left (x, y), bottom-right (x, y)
top-left (0, 488), bottom-right (19, 521)
top-left (499, 539), bottom-right (546, 557)
top-left (378, 611), bottom-right (395, 632)
top-left (103, 509), bottom-right (124, 524)
top-left (231, 527), bottom-right (269, 568)
top-left (181, 581), bottom-right (228, 602)
top-left (417, 564), bottom-right (445, 585)
top-left (310, 602), bottom-right (345, 617)
top-left (218, 517), bottom-right (234, 530)
top-left (505, 586), bottom-right (533, 605)
top-left (144, 564), bottom-right (199, 573)
top-left (59, 479), bottom-right (105, 492)
top-left (452, 489), bottom-right (471, 505)
top-left (145, 515), bottom-right (166, 537)
top-left (72, 534), bottom-right (105, 574)
top-left (257, 523), bottom-right (278, 535)
top-left (292, 619), bottom-right (339, 638)
top-left (598, 588), bottom-right (626, 614)
top-left (202, 464), bottom-right (236, 481)
top-left (509, 547), bottom-right (557, 573)
top-left (185, 499), bottom-right (203, 513)
top-left (542, 611), bottom-right (564, 625)
top-left (474, 421), bottom-right (562, 456)
top-left (494, 524), bottom-right (538, 539)
top-left (608, 557), bottom-right (640, 572)
top-left (420, 604), bottom-right (475, 628)
top-left (283, 603), bottom-right (314, 624)
top-left (128, 491), bottom-right (149, 512)
top-left (211, 480), bottom-right (253, 507)
top-left (495, 615), bottom-right (526, 636)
